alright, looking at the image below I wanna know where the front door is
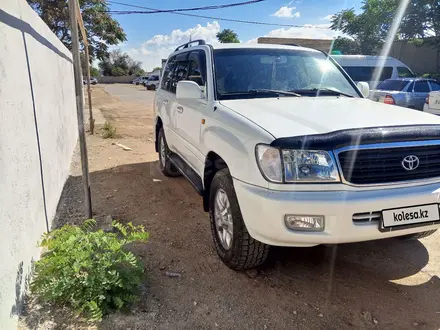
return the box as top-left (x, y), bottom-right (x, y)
top-left (175, 50), bottom-right (208, 172)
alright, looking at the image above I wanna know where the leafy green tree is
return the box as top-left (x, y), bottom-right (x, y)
top-left (152, 67), bottom-right (162, 72)
top-left (330, 0), bottom-right (440, 54)
top-left (90, 67), bottom-right (100, 77)
top-left (332, 37), bottom-right (361, 55)
top-left (330, 0), bottom-right (398, 55)
top-left (216, 29), bottom-right (240, 43)
top-left (98, 49), bottom-right (143, 76)
top-left (27, 0), bottom-right (127, 60)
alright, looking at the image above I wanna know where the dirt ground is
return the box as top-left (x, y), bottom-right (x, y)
top-left (19, 84), bottom-right (440, 330)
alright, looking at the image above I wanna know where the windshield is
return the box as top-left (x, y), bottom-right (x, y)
top-left (214, 49), bottom-right (360, 100)
top-left (376, 79), bottom-right (410, 91)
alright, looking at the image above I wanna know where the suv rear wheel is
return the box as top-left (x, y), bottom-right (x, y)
top-left (209, 168), bottom-right (270, 270)
top-left (158, 128), bottom-right (180, 177)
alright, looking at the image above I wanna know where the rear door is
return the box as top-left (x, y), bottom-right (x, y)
top-left (157, 56), bottom-right (179, 151)
top-left (413, 80), bottom-right (430, 110)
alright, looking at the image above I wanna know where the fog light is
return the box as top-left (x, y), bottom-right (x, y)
top-left (285, 215), bottom-right (325, 231)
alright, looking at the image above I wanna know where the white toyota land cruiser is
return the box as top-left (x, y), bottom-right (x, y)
top-left (154, 40), bottom-right (440, 270)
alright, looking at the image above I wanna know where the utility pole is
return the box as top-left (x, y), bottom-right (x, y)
top-left (75, 3), bottom-right (95, 135)
top-left (68, 0), bottom-right (93, 219)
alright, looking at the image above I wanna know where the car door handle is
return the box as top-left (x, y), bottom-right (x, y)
top-left (177, 106), bottom-right (184, 114)
top-left (163, 99), bottom-right (169, 105)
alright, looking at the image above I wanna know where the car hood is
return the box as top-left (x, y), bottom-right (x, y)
top-left (220, 97), bottom-right (440, 138)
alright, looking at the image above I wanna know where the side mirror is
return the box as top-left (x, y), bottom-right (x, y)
top-left (357, 82), bottom-right (370, 98)
top-left (176, 81), bottom-right (203, 100)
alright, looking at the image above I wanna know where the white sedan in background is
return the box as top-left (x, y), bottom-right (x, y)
top-left (424, 91), bottom-right (440, 115)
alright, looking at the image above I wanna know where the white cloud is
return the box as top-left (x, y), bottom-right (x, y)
top-left (320, 14), bottom-right (334, 20)
top-left (123, 21), bottom-right (221, 71)
top-left (271, 6), bottom-right (300, 18)
top-left (265, 23), bottom-right (341, 40)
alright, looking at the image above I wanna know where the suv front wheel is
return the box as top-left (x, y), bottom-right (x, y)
top-left (209, 168), bottom-right (270, 270)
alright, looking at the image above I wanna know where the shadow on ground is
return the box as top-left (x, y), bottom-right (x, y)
top-left (19, 161), bottom-right (440, 329)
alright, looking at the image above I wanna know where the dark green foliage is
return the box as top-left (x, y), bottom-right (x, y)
top-left (99, 49), bottom-right (144, 77)
top-left (31, 219), bottom-right (149, 321)
top-left (330, 0), bottom-right (440, 54)
top-left (216, 29), bottom-right (240, 43)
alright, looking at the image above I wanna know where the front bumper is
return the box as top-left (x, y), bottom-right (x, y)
top-left (233, 179), bottom-right (440, 247)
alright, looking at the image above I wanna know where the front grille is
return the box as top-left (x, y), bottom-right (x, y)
top-left (352, 211), bottom-right (381, 223)
top-left (338, 144), bottom-right (440, 185)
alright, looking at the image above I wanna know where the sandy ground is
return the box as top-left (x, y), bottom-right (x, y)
top-left (19, 84), bottom-right (440, 330)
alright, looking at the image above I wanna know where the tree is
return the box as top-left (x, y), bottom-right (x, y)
top-left (330, 1), bottom-right (398, 55)
top-left (90, 67), bottom-right (100, 77)
top-left (152, 67), bottom-right (162, 72)
top-left (216, 29), bottom-right (240, 43)
top-left (98, 49), bottom-right (144, 76)
top-left (330, 0), bottom-right (440, 54)
top-left (332, 37), bottom-right (361, 55)
top-left (27, 0), bottom-right (127, 60)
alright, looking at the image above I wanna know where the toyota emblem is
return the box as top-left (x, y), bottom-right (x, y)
top-left (402, 155), bottom-right (420, 171)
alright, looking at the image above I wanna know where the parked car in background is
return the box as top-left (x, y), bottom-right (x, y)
top-left (82, 77), bottom-right (98, 85)
top-left (332, 55), bottom-right (414, 89)
top-left (146, 75), bottom-right (160, 90)
top-left (133, 76), bottom-right (149, 85)
top-left (423, 91), bottom-right (440, 115)
top-left (369, 78), bottom-right (440, 110)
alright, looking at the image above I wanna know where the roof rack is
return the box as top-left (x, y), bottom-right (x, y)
top-left (174, 39), bottom-right (206, 52)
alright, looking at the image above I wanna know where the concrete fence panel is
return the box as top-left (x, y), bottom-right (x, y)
top-left (0, 0), bottom-right (78, 328)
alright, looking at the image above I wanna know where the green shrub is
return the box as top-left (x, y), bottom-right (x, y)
top-left (101, 121), bottom-right (118, 139)
top-left (420, 72), bottom-right (440, 80)
top-left (31, 219), bottom-right (149, 321)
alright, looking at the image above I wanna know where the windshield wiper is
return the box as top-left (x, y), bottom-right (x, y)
top-left (222, 89), bottom-right (301, 97)
top-left (290, 88), bottom-right (355, 98)
top-left (248, 89), bottom-right (302, 97)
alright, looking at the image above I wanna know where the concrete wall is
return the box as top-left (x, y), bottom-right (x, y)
top-left (98, 75), bottom-right (137, 84)
top-left (0, 1), bottom-right (78, 328)
top-left (389, 40), bottom-right (440, 74)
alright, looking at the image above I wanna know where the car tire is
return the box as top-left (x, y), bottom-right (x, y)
top-left (136, 82), bottom-right (139, 85)
top-left (151, 85), bottom-right (156, 91)
top-left (209, 168), bottom-right (270, 270)
top-left (157, 128), bottom-right (180, 177)
top-left (397, 229), bottom-right (437, 240)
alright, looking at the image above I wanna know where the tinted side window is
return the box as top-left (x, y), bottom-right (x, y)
top-left (170, 60), bottom-right (189, 94)
top-left (161, 56), bottom-right (176, 91)
top-left (397, 66), bottom-right (414, 77)
top-left (188, 50), bottom-right (207, 86)
top-left (414, 81), bottom-right (430, 92)
top-left (429, 81), bottom-right (440, 91)
top-left (342, 66), bottom-right (393, 82)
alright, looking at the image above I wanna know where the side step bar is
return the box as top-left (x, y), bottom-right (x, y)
top-left (168, 153), bottom-right (203, 196)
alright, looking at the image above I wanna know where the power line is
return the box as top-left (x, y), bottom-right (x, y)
top-left (105, 0), bottom-right (265, 14)
top-left (105, 1), bottom-right (330, 29)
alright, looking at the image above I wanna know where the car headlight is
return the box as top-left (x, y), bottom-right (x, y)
top-left (256, 145), bottom-right (340, 183)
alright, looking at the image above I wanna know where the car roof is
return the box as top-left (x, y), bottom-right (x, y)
top-left (211, 43), bottom-right (320, 52)
top-left (169, 42), bottom-right (321, 58)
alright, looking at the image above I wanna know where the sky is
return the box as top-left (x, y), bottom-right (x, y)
top-left (107, 0), bottom-right (363, 71)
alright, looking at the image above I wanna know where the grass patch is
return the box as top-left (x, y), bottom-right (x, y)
top-left (30, 219), bottom-right (149, 321)
top-left (101, 121), bottom-right (118, 139)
